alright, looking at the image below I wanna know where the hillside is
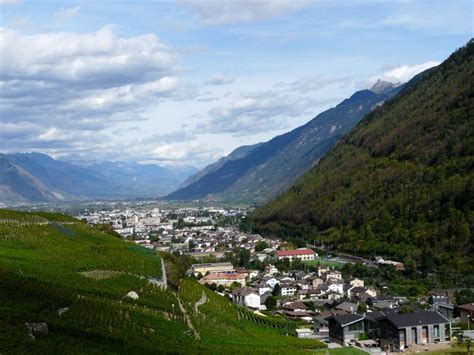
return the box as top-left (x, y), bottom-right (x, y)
top-left (180, 142), bottom-right (263, 189)
top-left (0, 153), bottom-right (197, 204)
top-left (251, 40), bottom-right (474, 286)
top-left (0, 209), bottom-right (325, 353)
top-left (166, 82), bottom-right (402, 203)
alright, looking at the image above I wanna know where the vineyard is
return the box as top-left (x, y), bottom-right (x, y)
top-left (0, 209), bottom-right (326, 353)
top-left (178, 279), bottom-right (326, 353)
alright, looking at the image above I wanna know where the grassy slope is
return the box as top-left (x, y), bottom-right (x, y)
top-left (251, 40), bottom-right (474, 287)
top-left (0, 209), bottom-right (325, 353)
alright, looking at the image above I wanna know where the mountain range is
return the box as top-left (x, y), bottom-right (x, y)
top-left (166, 81), bottom-right (403, 202)
top-left (0, 153), bottom-right (197, 204)
top-left (251, 40), bottom-right (474, 286)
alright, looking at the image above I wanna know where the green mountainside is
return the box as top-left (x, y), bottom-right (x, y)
top-left (0, 209), bottom-right (324, 353)
top-left (251, 40), bottom-right (474, 287)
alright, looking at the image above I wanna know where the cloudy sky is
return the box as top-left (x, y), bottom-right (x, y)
top-left (0, 0), bottom-right (472, 167)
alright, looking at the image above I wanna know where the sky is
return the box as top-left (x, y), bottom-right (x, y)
top-left (0, 0), bottom-right (472, 168)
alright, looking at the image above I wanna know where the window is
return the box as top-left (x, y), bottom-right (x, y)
top-left (348, 321), bottom-right (364, 332)
top-left (434, 325), bottom-right (440, 337)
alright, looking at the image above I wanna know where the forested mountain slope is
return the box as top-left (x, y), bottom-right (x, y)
top-left (251, 40), bottom-right (474, 286)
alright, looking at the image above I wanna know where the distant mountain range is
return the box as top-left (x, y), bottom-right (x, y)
top-left (166, 81), bottom-right (403, 202)
top-left (0, 153), bottom-right (197, 204)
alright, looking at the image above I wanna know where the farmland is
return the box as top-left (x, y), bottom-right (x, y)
top-left (0, 209), bottom-right (325, 353)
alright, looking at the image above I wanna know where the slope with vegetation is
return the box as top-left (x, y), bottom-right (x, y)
top-left (167, 82), bottom-right (402, 203)
top-left (0, 209), bottom-right (325, 353)
top-left (251, 40), bottom-right (474, 288)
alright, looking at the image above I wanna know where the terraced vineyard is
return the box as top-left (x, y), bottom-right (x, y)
top-left (0, 209), bottom-right (326, 353)
top-left (178, 279), bottom-right (326, 353)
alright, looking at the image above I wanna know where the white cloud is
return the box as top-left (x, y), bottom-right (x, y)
top-left (0, 26), bottom-right (200, 163)
top-left (370, 61), bottom-right (440, 84)
top-left (178, 0), bottom-right (317, 25)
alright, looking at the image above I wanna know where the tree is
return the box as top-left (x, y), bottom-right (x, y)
top-left (265, 296), bottom-right (277, 310)
top-left (272, 283), bottom-right (281, 296)
top-left (217, 285), bottom-right (225, 293)
top-left (455, 289), bottom-right (474, 305)
top-left (235, 248), bottom-right (251, 268)
top-left (357, 302), bottom-right (367, 313)
top-left (255, 241), bottom-right (269, 252)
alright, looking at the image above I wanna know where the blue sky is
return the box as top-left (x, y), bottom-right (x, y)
top-left (0, 0), bottom-right (472, 167)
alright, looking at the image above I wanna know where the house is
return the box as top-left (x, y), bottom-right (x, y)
top-left (349, 278), bottom-right (365, 288)
top-left (378, 311), bottom-right (451, 352)
top-left (283, 301), bottom-right (308, 312)
top-left (432, 302), bottom-right (455, 320)
top-left (276, 248), bottom-right (316, 261)
top-left (317, 265), bottom-right (330, 277)
top-left (347, 286), bottom-right (366, 299)
top-left (327, 281), bottom-right (344, 295)
top-left (264, 277), bottom-right (279, 289)
top-left (281, 284), bottom-right (297, 297)
top-left (328, 313), bottom-right (366, 345)
top-left (310, 277), bottom-right (324, 288)
top-left (336, 302), bottom-right (358, 313)
top-left (199, 272), bottom-right (246, 287)
top-left (191, 262), bottom-right (234, 275)
top-left (325, 270), bottom-right (342, 282)
top-left (232, 287), bottom-right (261, 309)
top-left (256, 284), bottom-right (272, 295)
top-left (458, 303), bottom-right (474, 324)
top-left (265, 264), bottom-right (278, 275)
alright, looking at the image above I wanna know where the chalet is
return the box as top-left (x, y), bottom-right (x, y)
top-left (378, 311), bottom-right (451, 352)
top-left (276, 248), bottom-right (316, 261)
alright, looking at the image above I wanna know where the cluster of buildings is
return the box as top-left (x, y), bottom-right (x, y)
top-left (188, 258), bottom-right (473, 353)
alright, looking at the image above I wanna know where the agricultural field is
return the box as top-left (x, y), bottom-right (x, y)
top-left (0, 209), bottom-right (326, 353)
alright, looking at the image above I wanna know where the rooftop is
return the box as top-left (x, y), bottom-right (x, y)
top-left (384, 311), bottom-right (449, 328)
top-left (276, 249), bottom-right (314, 257)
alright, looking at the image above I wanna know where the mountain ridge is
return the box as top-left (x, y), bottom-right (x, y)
top-left (166, 82), bottom-right (403, 202)
top-left (0, 152), bottom-right (197, 204)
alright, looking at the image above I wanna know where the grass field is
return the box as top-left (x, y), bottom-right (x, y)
top-left (0, 209), bottom-right (326, 353)
top-left (303, 257), bottom-right (346, 268)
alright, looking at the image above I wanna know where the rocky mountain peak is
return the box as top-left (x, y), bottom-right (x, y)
top-left (370, 79), bottom-right (399, 94)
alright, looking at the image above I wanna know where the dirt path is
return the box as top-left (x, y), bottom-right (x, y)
top-left (176, 295), bottom-right (200, 340)
top-left (194, 291), bottom-right (207, 314)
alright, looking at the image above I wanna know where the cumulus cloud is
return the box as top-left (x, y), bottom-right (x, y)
top-left (0, 26), bottom-right (200, 162)
top-left (370, 61), bottom-right (440, 84)
top-left (178, 0), bottom-right (316, 25)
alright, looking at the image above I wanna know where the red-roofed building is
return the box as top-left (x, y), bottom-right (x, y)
top-left (276, 248), bottom-right (316, 261)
